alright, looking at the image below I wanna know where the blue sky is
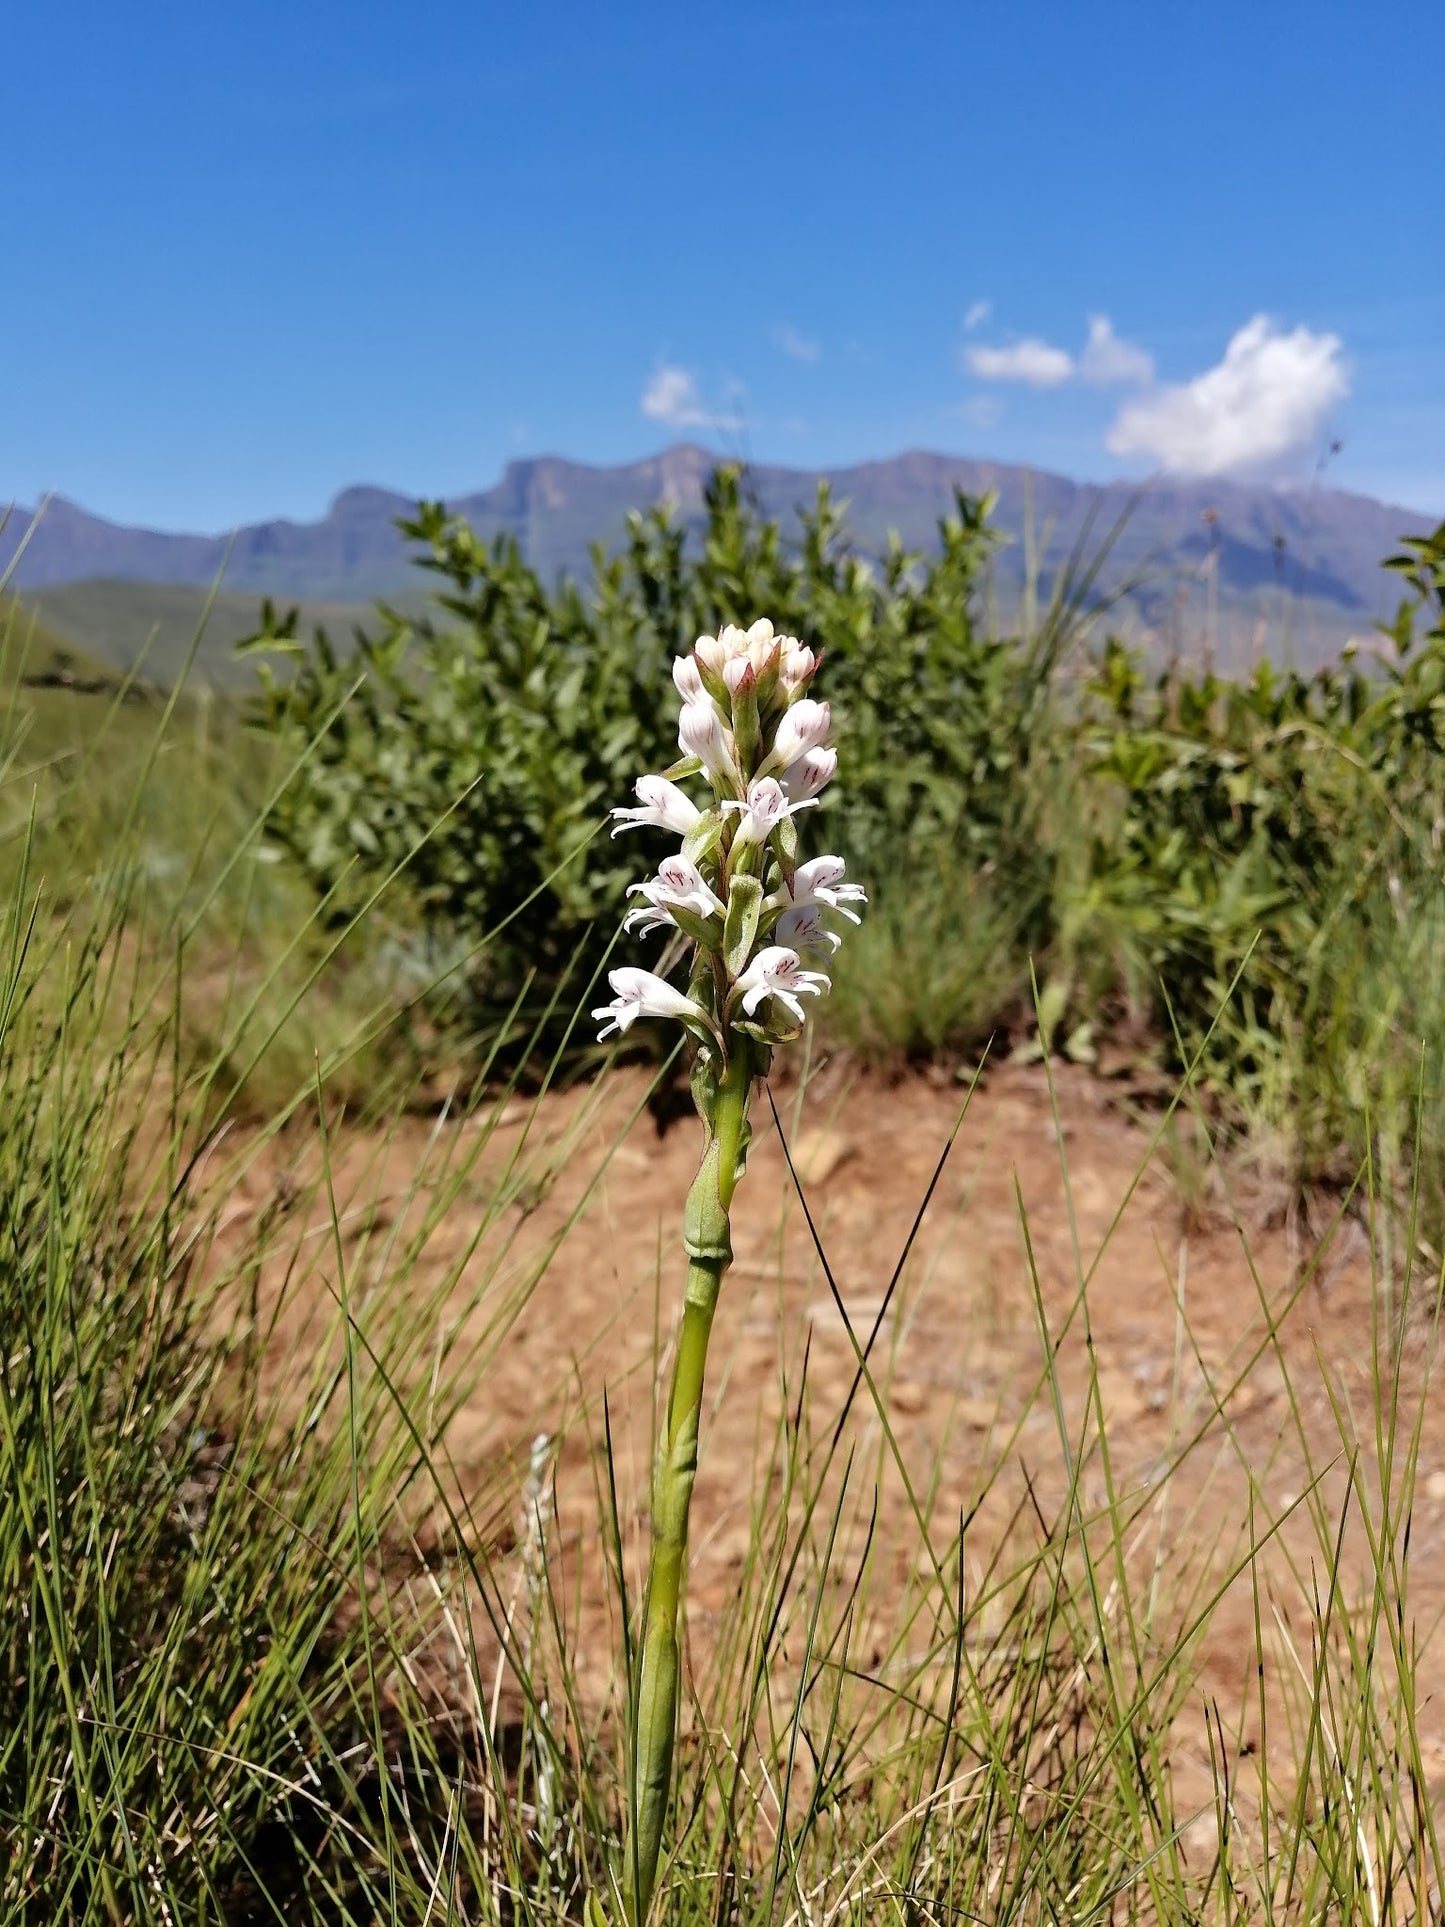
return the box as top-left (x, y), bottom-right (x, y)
top-left (4, 1), bottom-right (1441, 529)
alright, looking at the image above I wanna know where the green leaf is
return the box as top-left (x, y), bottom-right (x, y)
top-left (731, 665), bottom-right (761, 773)
top-left (722, 873), bottom-right (763, 979)
top-left (682, 812), bottom-right (724, 867)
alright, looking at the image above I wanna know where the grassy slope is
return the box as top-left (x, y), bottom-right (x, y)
top-left (17, 578), bottom-right (433, 687)
top-left (0, 591), bottom-right (114, 683)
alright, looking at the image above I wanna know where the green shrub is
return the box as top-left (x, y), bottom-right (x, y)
top-left (245, 470), bottom-right (1078, 1049)
top-left (1081, 520), bottom-right (1445, 1183)
top-left (247, 483), bottom-right (1445, 1202)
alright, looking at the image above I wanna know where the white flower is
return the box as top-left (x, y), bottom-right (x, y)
top-left (721, 775), bottom-right (817, 848)
top-left (770, 698), bottom-right (831, 769)
top-left (672, 654), bottom-right (705, 703)
top-left (623, 855), bottom-right (726, 935)
top-left (732, 946), bottom-right (830, 1026)
top-left (787, 855), bottom-right (867, 924)
top-left (722, 655), bottom-right (755, 695)
top-left (678, 699), bottom-right (737, 786)
top-left (610, 774), bottom-right (703, 838)
top-left (779, 638), bottom-right (817, 693)
top-left (741, 617), bottom-right (780, 670)
top-left (694, 618), bottom-right (779, 678)
top-left (692, 629), bottom-right (732, 677)
top-left (693, 624), bottom-right (750, 677)
top-left (775, 903), bottom-right (842, 955)
top-left (779, 746), bottom-right (838, 800)
top-left (592, 967), bottom-right (713, 1041)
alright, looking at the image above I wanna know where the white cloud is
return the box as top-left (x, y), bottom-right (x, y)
top-left (1106, 316), bottom-right (1349, 478)
top-left (641, 364), bottom-right (710, 426)
top-left (1078, 314), bottom-right (1154, 386)
top-left (964, 313), bottom-right (1152, 390)
top-left (963, 298), bottom-right (992, 333)
top-left (775, 322), bottom-right (819, 364)
top-left (641, 363), bottom-right (740, 430)
top-left (964, 336), bottom-right (1074, 386)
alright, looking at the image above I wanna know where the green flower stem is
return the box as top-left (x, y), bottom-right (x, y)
top-left (629, 1042), bottom-right (753, 1924)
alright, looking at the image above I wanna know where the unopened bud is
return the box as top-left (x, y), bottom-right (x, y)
top-left (678, 699), bottom-right (737, 787)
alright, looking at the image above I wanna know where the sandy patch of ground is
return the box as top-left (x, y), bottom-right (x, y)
top-left (203, 1053), bottom-right (1445, 1823)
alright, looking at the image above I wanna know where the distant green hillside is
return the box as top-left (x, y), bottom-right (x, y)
top-left (0, 593), bottom-right (182, 771)
top-left (18, 579), bottom-right (422, 688)
top-left (1, 593), bottom-right (114, 686)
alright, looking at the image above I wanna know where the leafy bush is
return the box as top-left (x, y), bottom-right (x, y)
top-left (249, 477), bottom-right (1445, 1202)
top-left (246, 470), bottom-right (1079, 1050)
top-left (1081, 521), bottom-right (1445, 1168)
top-left (1081, 645), bottom-right (1366, 1097)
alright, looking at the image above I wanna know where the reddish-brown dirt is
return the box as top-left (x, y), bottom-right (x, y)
top-left (204, 1054), bottom-right (1445, 1830)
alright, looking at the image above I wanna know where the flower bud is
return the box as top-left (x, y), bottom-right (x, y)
top-left (771, 698), bottom-right (831, 768)
top-left (694, 632), bottom-right (730, 676)
top-left (779, 746), bottom-right (837, 800)
top-left (742, 619), bottom-right (782, 682)
top-left (678, 698), bottom-right (737, 787)
top-left (774, 701), bottom-right (832, 759)
top-left (672, 654), bottom-right (705, 703)
top-left (779, 640), bottom-right (817, 693)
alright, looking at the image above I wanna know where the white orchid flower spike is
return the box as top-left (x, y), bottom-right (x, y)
top-left (595, 612), bottom-right (864, 1927)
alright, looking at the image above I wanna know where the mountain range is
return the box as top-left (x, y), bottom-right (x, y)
top-left (3, 446), bottom-right (1433, 681)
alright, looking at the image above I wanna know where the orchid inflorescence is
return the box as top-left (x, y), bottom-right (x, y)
top-left (593, 617), bottom-right (863, 1927)
top-left (593, 617), bottom-right (865, 1058)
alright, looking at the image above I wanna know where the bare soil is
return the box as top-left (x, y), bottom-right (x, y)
top-left (206, 1053), bottom-right (1445, 1826)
